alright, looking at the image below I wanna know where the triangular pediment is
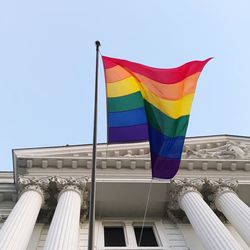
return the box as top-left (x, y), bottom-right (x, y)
top-left (13, 142), bottom-right (151, 159)
top-left (12, 135), bottom-right (250, 175)
top-left (183, 135), bottom-right (250, 160)
top-left (14, 135), bottom-right (250, 161)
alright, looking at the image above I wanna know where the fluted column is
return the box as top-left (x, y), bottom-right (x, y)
top-left (44, 177), bottom-right (88, 250)
top-left (0, 177), bottom-right (46, 250)
top-left (207, 179), bottom-right (250, 246)
top-left (169, 179), bottom-right (242, 250)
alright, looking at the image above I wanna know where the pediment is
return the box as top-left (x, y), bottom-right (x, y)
top-left (13, 142), bottom-right (151, 160)
top-left (183, 135), bottom-right (250, 160)
top-left (13, 135), bottom-right (250, 174)
top-left (14, 135), bottom-right (250, 161)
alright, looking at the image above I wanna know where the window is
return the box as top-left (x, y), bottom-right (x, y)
top-left (104, 226), bottom-right (126, 247)
top-left (100, 221), bottom-right (163, 249)
top-left (134, 226), bottom-right (158, 247)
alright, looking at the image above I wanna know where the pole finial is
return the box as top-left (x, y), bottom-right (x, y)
top-left (95, 40), bottom-right (101, 48)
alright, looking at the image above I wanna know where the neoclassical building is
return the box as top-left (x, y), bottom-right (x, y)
top-left (0, 135), bottom-right (250, 249)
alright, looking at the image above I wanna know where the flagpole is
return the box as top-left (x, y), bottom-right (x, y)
top-left (88, 40), bottom-right (101, 250)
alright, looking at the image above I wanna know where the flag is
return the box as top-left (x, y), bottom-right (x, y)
top-left (102, 56), bottom-right (211, 179)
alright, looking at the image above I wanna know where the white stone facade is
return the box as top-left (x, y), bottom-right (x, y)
top-left (0, 135), bottom-right (250, 249)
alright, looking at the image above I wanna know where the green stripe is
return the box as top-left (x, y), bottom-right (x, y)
top-left (144, 100), bottom-right (189, 137)
top-left (108, 91), bottom-right (144, 112)
top-left (108, 93), bottom-right (189, 137)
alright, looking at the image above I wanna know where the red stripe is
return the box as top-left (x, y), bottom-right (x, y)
top-left (102, 56), bottom-right (212, 84)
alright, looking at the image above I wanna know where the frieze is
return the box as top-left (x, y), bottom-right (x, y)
top-left (105, 140), bottom-right (250, 160)
top-left (123, 152), bottom-right (150, 158)
top-left (184, 141), bottom-right (250, 160)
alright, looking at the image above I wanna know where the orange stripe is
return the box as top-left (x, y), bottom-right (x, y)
top-left (105, 65), bottom-right (131, 83)
top-left (137, 72), bottom-right (200, 100)
top-left (106, 67), bottom-right (200, 100)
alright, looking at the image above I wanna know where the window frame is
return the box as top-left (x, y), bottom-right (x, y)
top-left (101, 222), bottom-right (128, 249)
top-left (99, 220), bottom-right (164, 250)
top-left (103, 224), bottom-right (127, 247)
top-left (132, 222), bottom-right (162, 247)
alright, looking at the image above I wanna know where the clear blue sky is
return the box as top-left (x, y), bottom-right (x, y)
top-left (1, 0), bottom-right (250, 171)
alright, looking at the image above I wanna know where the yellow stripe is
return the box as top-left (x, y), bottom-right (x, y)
top-left (107, 76), bottom-right (140, 97)
top-left (141, 85), bottom-right (194, 119)
top-left (107, 73), bottom-right (199, 100)
top-left (107, 76), bottom-right (195, 119)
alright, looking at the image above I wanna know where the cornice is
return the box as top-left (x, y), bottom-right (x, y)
top-left (15, 157), bottom-right (250, 173)
top-left (12, 136), bottom-right (250, 172)
top-left (9, 135), bottom-right (250, 187)
top-left (13, 135), bottom-right (250, 158)
top-left (0, 172), bottom-right (14, 184)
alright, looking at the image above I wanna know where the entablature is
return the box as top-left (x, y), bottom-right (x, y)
top-left (13, 135), bottom-right (250, 176)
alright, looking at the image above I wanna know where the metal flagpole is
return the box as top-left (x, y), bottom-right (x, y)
top-left (88, 40), bottom-right (101, 250)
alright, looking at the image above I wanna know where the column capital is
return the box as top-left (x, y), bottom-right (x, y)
top-left (18, 175), bottom-right (50, 189)
top-left (205, 178), bottom-right (238, 207)
top-left (49, 176), bottom-right (88, 189)
top-left (17, 176), bottom-right (50, 204)
top-left (49, 176), bottom-right (88, 210)
top-left (168, 178), bottom-right (205, 210)
top-left (17, 175), bottom-right (89, 210)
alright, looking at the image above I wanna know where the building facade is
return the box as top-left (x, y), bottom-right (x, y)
top-left (0, 135), bottom-right (250, 249)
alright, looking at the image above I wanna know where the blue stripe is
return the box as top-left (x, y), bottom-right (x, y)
top-left (108, 107), bottom-right (147, 127)
top-left (148, 125), bottom-right (185, 159)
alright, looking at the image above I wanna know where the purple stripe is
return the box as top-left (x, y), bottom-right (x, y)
top-left (151, 153), bottom-right (181, 179)
top-left (108, 124), bottom-right (149, 143)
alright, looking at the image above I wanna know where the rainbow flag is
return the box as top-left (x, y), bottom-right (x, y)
top-left (102, 56), bottom-right (211, 179)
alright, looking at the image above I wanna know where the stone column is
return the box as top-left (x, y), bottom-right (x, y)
top-left (169, 178), bottom-right (242, 250)
top-left (207, 178), bottom-right (250, 246)
top-left (44, 177), bottom-right (88, 250)
top-left (0, 176), bottom-right (47, 250)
